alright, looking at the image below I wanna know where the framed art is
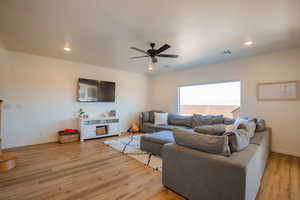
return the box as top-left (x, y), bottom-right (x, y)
top-left (257, 81), bottom-right (299, 101)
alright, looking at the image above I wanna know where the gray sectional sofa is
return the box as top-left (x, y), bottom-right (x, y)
top-left (139, 110), bottom-right (271, 200)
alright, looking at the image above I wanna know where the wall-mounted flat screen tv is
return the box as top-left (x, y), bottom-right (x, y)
top-left (77, 78), bottom-right (115, 102)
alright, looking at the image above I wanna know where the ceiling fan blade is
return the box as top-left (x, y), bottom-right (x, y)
top-left (130, 55), bottom-right (149, 59)
top-left (155, 44), bottom-right (171, 54)
top-left (151, 57), bottom-right (158, 63)
top-left (157, 54), bottom-right (179, 58)
top-left (130, 47), bottom-right (148, 55)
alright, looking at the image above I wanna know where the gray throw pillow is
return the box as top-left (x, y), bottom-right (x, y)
top-left (168, 114), bottom-right (193, 128)
top-left (255, 119), bottom-right (266, 132)
top-left (193, 124), bottom-right (227, 136)
top-left (173, 128), bottom-right (231, 156)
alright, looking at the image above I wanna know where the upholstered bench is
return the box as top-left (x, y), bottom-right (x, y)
top-left (140, 130), bottom-right (174, 156)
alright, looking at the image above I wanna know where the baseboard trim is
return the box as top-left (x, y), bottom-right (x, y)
top-left (272, 148), bottom-right (300, 158)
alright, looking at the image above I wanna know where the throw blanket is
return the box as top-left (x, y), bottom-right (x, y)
top-left (224, 129), bottom-right (251, 152)
top-left (223, 118), bottom-right (256, 152)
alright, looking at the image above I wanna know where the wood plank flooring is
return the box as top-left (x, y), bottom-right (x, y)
top-left (0, 137), bottom-right (299, 200)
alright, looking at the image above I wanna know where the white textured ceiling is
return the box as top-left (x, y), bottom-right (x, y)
top-left (1, 0), bottom-right (300, 74)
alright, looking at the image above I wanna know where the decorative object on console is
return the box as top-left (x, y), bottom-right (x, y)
top-left (79, 108), bottom-right (85, 117)
top-left (79, 117), bottom-right (120, 141)
top-left (109, 110), bottom-right (116, 117)
top-left (0, 100), bottom-right (18, 172)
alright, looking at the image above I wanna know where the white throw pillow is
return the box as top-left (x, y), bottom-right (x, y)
top-left (154, 112), bottom-right (168, 125)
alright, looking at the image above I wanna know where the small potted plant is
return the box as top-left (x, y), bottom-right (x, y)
top-left (79, 108), bottom-right (88, 118)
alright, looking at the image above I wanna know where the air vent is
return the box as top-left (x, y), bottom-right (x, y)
top-left (222, 50), bottom-right (232, 55)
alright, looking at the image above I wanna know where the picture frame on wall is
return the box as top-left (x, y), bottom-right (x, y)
top-left (257, 80), bottom-right (299, 101)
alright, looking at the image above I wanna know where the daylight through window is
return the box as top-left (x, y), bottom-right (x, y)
top-left (179, 81), bottom-right (241, 118)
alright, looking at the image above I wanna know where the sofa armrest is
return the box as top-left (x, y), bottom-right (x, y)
top-left (162, 143), bottom-right (247, 200)
top-left (138, 113), bottom-right (144, 132)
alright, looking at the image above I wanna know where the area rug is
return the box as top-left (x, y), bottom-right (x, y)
top-left (103, 135), bottom-right (162, 171)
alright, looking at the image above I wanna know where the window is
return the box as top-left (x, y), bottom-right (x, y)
top-left (179, 81), bottom-right (240, 118)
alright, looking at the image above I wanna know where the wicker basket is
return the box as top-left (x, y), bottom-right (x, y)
top-left (58, 131), bottom-right (79, 144)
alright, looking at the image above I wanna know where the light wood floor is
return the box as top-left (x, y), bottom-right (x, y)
top-left (0, 136), bottom-right (299, 200)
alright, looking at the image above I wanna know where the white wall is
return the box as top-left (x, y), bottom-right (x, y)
top-left (0, 49), bottom-right (150, 148)
top-left (150, 48), bottom-right (300, 157)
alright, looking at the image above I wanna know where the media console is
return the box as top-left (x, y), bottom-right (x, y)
top-left (78, 117), bottom-right (120, 141)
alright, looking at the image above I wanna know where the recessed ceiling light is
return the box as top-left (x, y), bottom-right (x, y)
top-left (64, 47), bottom-right (71, 52)
top-left (244, 41), bottom-right (253, 46)
top-left (148, 64), bottom-right (153, 71)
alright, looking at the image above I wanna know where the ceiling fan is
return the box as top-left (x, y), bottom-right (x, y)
top-left (130, 43), bottom-right (179, 63)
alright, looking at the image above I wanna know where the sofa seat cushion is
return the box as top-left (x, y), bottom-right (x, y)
top-left (141, 131), bottom-right (174, 145)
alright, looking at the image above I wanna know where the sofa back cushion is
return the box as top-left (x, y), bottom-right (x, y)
top-left (173, 128), bottom-right (231, 156)
top-left (192, 114), bottom-right (224, 127)
top-left (168, 114), bottom-right (193, 128)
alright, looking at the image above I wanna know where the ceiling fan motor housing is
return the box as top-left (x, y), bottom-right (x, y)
top-left (147, 49), bottom-right (157, 55)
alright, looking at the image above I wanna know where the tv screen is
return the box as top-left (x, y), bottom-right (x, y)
top-left (77, 78), bottom-right (115, 102)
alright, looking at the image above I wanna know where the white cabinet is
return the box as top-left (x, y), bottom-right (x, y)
top-left (79, 117), bottom-right (120, 141)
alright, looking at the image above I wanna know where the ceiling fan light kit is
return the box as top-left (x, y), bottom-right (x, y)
top-left (130, 43), bottom-right (179, 67)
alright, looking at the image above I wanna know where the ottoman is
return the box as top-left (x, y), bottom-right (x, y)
top-left (140, 130), bottom-right (174, 156)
